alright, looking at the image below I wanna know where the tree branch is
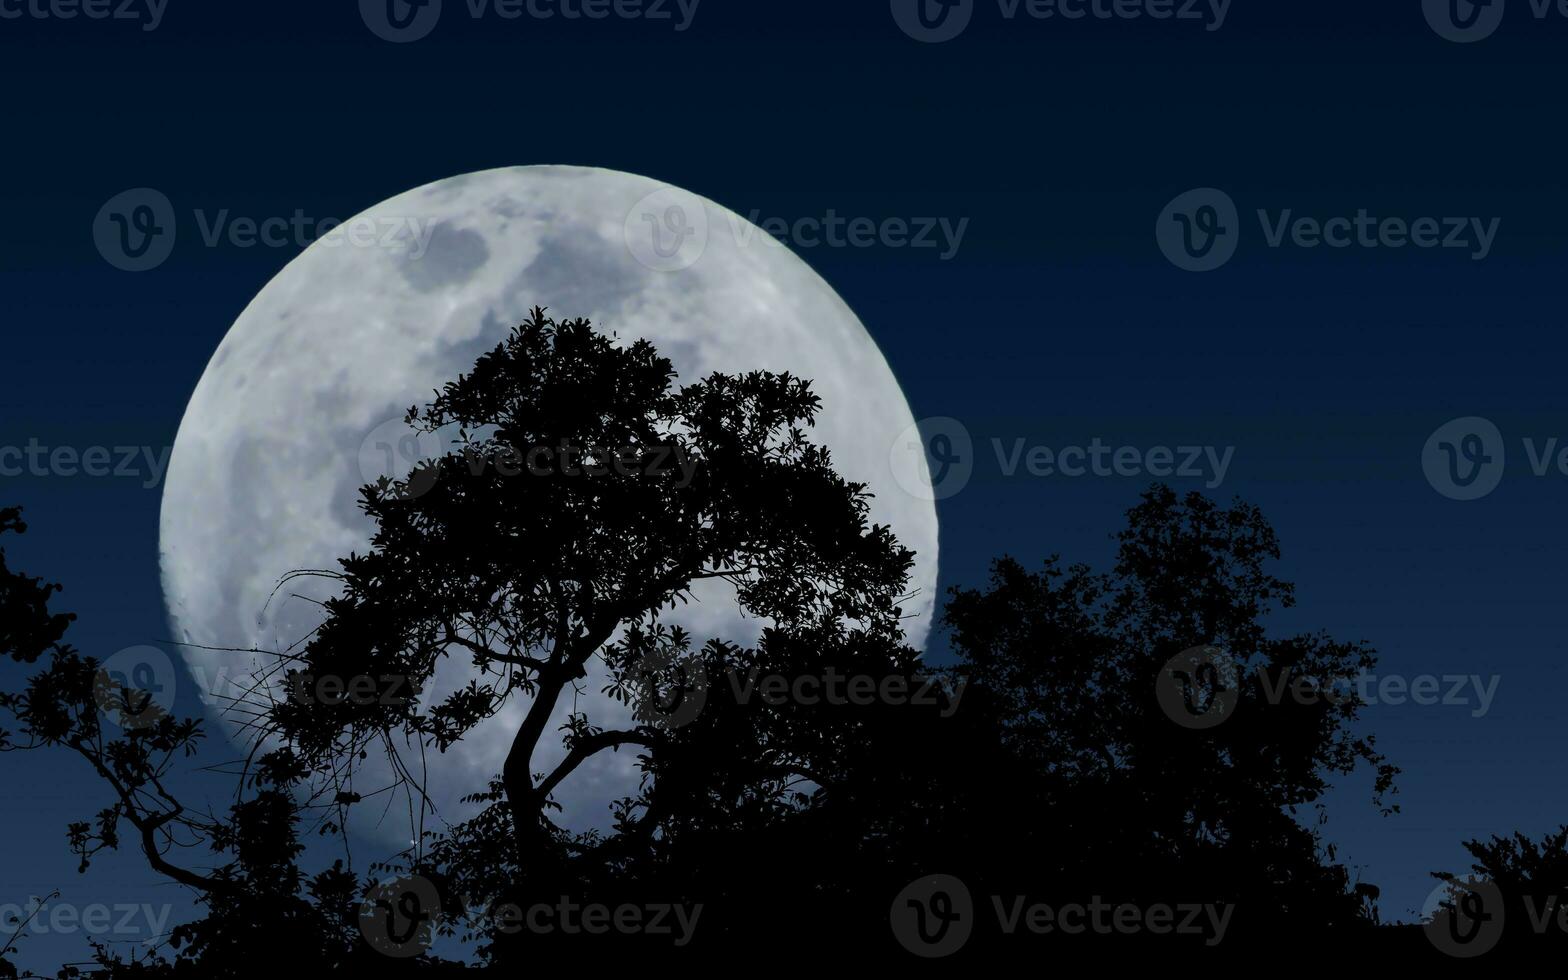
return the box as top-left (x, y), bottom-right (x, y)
top-left (536, 730), bottom-right (658, 802)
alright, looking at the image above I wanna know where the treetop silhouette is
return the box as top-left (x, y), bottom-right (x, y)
top-left (1, 316), bottom-right (1485, 973)
top-left (263, 308), bottom-right (917, 890)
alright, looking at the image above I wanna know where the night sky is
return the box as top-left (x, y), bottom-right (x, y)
top-left (3, 0), bottom-right (1567, 969)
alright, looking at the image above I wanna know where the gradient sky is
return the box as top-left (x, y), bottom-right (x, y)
top-left (3, 0), bottom-right (1567, 969)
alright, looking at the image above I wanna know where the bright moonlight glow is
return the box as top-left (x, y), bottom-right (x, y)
top-left (159, 165), bottom-right (939, 846)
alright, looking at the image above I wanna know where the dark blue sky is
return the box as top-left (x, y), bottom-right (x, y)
top-left (4, 0), bottom-right (1567, 968)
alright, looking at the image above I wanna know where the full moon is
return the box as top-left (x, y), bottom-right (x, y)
top-left (159, 165), bottom-right (939, 846)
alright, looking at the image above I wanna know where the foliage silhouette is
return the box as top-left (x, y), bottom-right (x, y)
top-left (0, 315), bottom-right (1497, 971)
top-left (258, 309), bottom-right (916, 920)
top-left (940, 487), bottom-right (1399, 937)
top-left (1428, 826), bottom-right (1568, 956)
top-left (0, 514), bottom-right (461, 977)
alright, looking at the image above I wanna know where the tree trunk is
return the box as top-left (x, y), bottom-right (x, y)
top-left (501, 672), bottom-right (569, 894)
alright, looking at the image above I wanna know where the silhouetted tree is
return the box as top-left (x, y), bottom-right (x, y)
top-left (0, 508), bottom-right (460, 977)
top-left (1430, 826), bottom-right (1568, 956)
top-left (260, 309), bottom-right (917, 954)
top-left (4, 319), bottom-right (1423, 970)
top-left (941, 487), bottom-right (1399, 940)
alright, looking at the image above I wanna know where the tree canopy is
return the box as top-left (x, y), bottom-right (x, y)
top-left (0, 314), bottom-right (1463, 973)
